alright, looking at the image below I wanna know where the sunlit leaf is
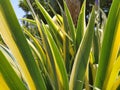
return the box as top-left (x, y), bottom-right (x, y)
top-left (0, 51), bottom-right (27, 90)
top-left (94, 0), bottom-right (120, 89)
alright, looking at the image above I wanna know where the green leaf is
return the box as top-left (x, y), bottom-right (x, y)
top-left (24, 28), bottom-right (46, 66)
top-left (35, 0), bottom-right (63, 53)
top-left (37, 20), bottom-right (59, 90)
top-left (0, 51), bottom-right (27, 90)
top-left (35, 0), bottom-right (58, 35)
top-left (105, 9), bottom-right (120, 90)
top-left (94, 0), bottom-right (120, 89)
top-left (0, 45), bottom-right (21, 78)
top-left (20, 18), bottom-right (36, 25)
top-left (63, 0), bottom-right (75, 44)
top-left (62, 11), bottom-right (71, 73)
top-left (0, 73), bottom-right (10, 90)
top-left (42, 23), bottom-right (69, 90)
top-left (92, 31), bottom-right (100, 64)
top-left (76, 0), bottom-right (86, 49)
top-left (69, 7), bottom-right (96, 90)
top-left (0, 0), bottom-right (46, 89)
top-left (24, 28), bottom-right (56, 89)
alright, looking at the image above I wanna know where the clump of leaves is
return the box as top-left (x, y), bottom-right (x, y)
top-left (0, 0), bottom-right (120, 90)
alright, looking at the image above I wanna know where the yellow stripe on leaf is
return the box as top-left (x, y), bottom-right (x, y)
top-left (0, 6), bottom-right (36, 90)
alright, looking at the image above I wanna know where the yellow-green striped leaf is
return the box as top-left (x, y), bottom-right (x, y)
top-left (0, 51), bottom-right (27, 90)
top-left (69, 7), bottom-right (96, 90)
top-left (94, 0), bottom-right (120, 89)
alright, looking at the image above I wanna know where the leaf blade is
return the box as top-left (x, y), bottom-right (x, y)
top-left (69, 7), bottom-right (96, 90)
top-left (42, 23), bottom-right (69, 90)
top-left (94, 0), bottom-right (120, 89)
top-left (0, 51), bottom-right (27, 90)
top-left (0, 0), bottom-right (46, 89)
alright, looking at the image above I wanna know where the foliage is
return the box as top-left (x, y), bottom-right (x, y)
top-left (19, 0), bottom-right (112, 24)
top-left (19, 0), bottom-right (63, 21)
top-left (0, 0), bottom-right (120, 90)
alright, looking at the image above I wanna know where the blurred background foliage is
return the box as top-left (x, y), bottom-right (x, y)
top-left (19, 0), bottom-right (63, 22)
top-left (18, 0), bottom-right (112, 39)
top-left (19, 0), bottom-right (112, 25)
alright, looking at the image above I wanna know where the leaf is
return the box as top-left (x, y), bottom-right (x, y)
top-left (0, 51), bottom-right (27, 90)
top-left (106, 54), bottom-right (120, 90)
top-left (0, 45), bottom-right (21, 78)
top-left (0, 73), bottom-right (10, 90)
top-left (94, 0), bottom-right (120, 89)
top-left (62, 10), bottom-right (72, 73)
top-left (0, 0), bottom-right (46, 89)
top-left (63, 1), bottom-right (76, 43)
top-left (69, 7), bottom-right (96, 90)
top-left (35, 0), bottom-right (58, 35)
top-left (42, 23), bottom-right (69, 90)
top-left (112, 76), bottom-right (120, 90)
top-left (76, 0), bottom-right (86, 49)
top-left (40, 23), bottom-right (59, 90)
top-left (105, 9), bottom-right (120, 89)
top-left (20, 18), bottom-right (36, 25)
top-left (34, 0), bottom-right (64, 53)
top-left (24, 28), bottom-right (46, 66)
